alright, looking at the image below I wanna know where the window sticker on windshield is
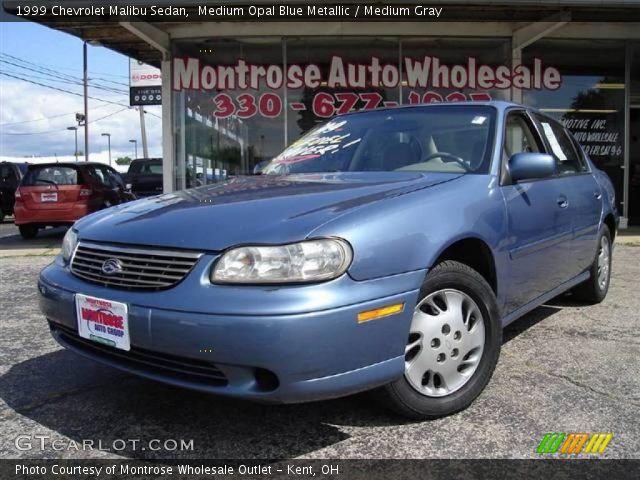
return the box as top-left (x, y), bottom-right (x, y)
top-left (541, 122), bottom-right (567, 161)
top-left (472, 116), bottom-right (487, 125)
top-left (342, 138), bottom-right (362, 149)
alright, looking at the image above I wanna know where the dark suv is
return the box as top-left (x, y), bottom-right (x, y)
top-left (123, 158), bottom-right (163, 197)
top-left (0, 161), bottom-right (28, 222)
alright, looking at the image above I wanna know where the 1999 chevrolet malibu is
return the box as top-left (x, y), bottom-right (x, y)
top-left (38, 102), bottom-right (617, 419)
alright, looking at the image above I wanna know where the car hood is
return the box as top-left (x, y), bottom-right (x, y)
top-left (76, 172), bottom-right (462, 251)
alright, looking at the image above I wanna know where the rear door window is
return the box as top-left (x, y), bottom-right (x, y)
top-left (22, 166), bottom-right (78, 186)
top-left (129, 161), bottom-right (162, 174)
top-left (534, 114), bottom-right (587, 175)
top-left (96, 166), bottom-right (125, 188)
top-left (105, 167), bottom-right (125, 188)
top-left (145, 162), bottom-right (163, 174)
top-left (87, 166), bottom-right (109, 187)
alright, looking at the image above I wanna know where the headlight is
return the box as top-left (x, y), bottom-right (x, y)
top-left (212, 238), bottom-right (352, 284)
top-left (61, 228), bottom-right (78, 263)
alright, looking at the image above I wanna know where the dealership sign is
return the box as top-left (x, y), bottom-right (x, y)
top-left (130, 59), bottom-right (162, 106)
top-left (173, 56), bottom-right (562, 118)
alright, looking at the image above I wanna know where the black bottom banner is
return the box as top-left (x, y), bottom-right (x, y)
top-left (2, 459), bottom-right (639, 480)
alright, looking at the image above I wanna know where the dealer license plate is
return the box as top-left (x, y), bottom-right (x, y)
top-left (41, 192), bottom-right (58, 202)
top-left (75, 294), bottom-right (130, 351)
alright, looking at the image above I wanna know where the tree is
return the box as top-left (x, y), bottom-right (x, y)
top-left (115, 156), bottom-right (132, 166)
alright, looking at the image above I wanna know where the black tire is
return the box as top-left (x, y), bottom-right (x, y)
top-left (572, 226), bottom-right (612, 304)
top-left (18, 225), bottom-right (38, 239)
top-left (377, 260), bottom-right (501, 420)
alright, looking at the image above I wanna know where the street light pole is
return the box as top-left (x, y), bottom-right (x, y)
top-left (101, 133), bottom-right (111, 166)
top-left (83, 41), bottom-right (89, 162)
top-left (129, 139), bottom-right (138, 159)
top-left (67, 127), bottom-right (78, 161)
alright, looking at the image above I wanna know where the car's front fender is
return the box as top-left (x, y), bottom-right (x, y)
top-left (311, 175), bottom-right (508, 286)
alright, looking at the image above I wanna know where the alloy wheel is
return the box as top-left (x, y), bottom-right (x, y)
top-left (404, 289), bottom-right (485, 397)
top-left (597, 235), bottom-right (611, 290)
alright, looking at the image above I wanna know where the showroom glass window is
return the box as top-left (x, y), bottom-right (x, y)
top-left (173, 38), bottom-right (284, 189)
top-left (629, 44), bottom-right (640, 225)
top-left (400, 38), bottom-right (511, 104)
top-left (285, 37), bottom-right (401, 147)
top-left (171, 36), bottom-right (620, 192)
top-left (523, 39), bottom-right (625, 210)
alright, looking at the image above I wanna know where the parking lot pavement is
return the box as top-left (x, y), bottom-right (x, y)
top-left (0, 246), bottom-right (638, 460)
top-left (0, 220), bottom-right (17, 239)
top-left (0, 219), bottom-right (66, 257)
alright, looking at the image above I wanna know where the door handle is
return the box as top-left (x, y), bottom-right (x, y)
top-left (557, 196), bottom-right (569, 209)
top-left (594, 191), bottom-right (602, 200)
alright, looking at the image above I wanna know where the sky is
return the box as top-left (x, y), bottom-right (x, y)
top-left (0, 20), bottom-right (162, 170)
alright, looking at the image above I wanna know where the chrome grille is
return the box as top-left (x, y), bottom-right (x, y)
top-left (71, 242), bottom-right (203, 290)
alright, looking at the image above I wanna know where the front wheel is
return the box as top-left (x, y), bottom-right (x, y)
top-left (378, 260), bottom-right (501, 420)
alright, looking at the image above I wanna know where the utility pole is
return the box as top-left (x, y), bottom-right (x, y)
top-left (83, 41), bottom-right (89, 162)
top-left (139, 107), bottom-right (149, 158)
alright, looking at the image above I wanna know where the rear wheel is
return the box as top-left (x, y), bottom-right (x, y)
top-left (378, 260), bottom-right (501, 419)
top-left (18, 225), bottom-right (38, 239)
top-left (572, 227), bottom-right (612, 304)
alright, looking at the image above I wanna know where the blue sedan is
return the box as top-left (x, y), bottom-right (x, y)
top-left (38, 102), bottom-right (617, 419)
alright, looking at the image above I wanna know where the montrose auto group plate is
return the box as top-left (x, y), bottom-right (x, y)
top-left (75, 294), bottom-right (130, 351)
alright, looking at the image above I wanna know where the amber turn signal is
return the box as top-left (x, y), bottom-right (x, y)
top-left (357, 303), bottom-right (405, 323)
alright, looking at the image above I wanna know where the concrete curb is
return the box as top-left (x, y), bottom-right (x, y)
top-left (617, 235), bottom-right (640, 246)
top-left (0, 248), bottom-right (60, 258)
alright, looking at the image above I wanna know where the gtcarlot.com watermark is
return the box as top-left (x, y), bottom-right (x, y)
top-left (15, 434), bottom-right (194, 452)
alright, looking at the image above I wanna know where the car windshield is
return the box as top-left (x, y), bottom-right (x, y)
top-left (22, 166), bottom-right (78, 186)
top-left (262, 106), bottom-right (496, 176)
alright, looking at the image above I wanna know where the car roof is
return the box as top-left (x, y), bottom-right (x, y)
top-left (336, 100), bottom-right (529, 118)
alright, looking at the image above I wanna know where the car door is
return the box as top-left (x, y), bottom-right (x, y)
top-left (85, 165), bottom-right (114, 207)
top-left (500, 110), bottom-right (575, 312)
top-left (532, 113), bottom-right (602, 274)
top-left (95, 165), bottom-right (123, 206)
top-left (103, 166), bottom-right (134, 203)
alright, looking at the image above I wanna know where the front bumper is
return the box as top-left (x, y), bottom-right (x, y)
top-left (39, 259), bottom-right (423, 403)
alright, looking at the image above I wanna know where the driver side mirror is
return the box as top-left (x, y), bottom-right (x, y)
top-left (508, 153), bottom-right (556, 182)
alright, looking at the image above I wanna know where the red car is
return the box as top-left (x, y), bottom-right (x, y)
top-left (14, 162), bottom-right (135, 239)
